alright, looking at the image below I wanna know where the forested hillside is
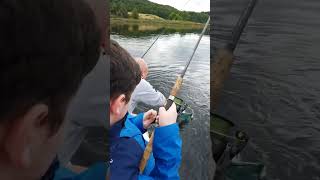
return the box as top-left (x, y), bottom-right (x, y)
top-left (110, 0), bottom-right (209, 23)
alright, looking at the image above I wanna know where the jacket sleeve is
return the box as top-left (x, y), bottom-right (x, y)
top-left (111, 124), bottom-right (181, 180)
top-left (147, 123), bottom-right (182, 180)
top-left (135, 80), bottom-right (166, 107)
top-left (127, 113), bottom-right (146, 134)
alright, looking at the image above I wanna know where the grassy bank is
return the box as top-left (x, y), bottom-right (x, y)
top-left (111, 16), bottom-right (205, 30)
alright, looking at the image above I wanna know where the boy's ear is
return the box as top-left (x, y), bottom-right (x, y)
top-left (110, 94), bottom-right (126, 116)
top-left (4, 104), bottom-right (49, 169)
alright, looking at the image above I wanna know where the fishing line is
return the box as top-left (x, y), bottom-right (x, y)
top-left (181, 17), bottom-right (210, 78)
top-left (182, 0), bottom-right (192, 10)
top-left (139, 16), bottom-right (211, 172)
top-left (140, 0), bottom-right (196, 59)
top-left (141, 33), bottom-right (162, 58)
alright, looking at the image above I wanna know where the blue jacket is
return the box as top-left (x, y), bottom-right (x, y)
top-left (109, 113), bottom-right (182, 180)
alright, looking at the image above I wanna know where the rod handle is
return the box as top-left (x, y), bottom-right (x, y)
top-left (211, 48), bottom-right (234, 111)
top-left (139, 98), bottom-right (174, 173)
top-left (170, 75), bottom-right (183, 96)
top-left (139, 133), bottom-right (154, 173)
top-left (165, 99), bottom-right (174, 110)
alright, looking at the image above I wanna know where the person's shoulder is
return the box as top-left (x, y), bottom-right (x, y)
top-left (135, 78), bottom-right (149, 84)
top-left (139, 79), bottom-right (153, 88)
top-left (140, 79), bottom-right (148, 83)
top-left (110, 137), bottom-right (144, 174)
top-left (121, 114), bottom-right (144, 136)
top-left (133, 79), bottom-right (149, 91)
top-left (109, 137), bottom-right (142, 179)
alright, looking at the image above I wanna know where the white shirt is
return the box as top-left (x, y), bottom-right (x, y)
top-left (128, 79), bottom-right (166, 113)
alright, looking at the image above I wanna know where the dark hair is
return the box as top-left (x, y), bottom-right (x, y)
top-left (0, 0), bottom-right (101, 132)
top-left (110, 40), bottom-right (141, 102)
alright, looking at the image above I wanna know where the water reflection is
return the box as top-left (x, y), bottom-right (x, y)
top-left (111, 21), bottom-right (203, 37)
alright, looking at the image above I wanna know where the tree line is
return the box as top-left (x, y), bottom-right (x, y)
top-left (110, 0), bottom-right (209, 23)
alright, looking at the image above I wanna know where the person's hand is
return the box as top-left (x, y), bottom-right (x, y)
top-left (143, 109), bottom-right (157, 129)
top-left (158, 103), bottom-right (178, 127)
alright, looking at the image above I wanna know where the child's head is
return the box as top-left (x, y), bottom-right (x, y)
top-left (0, 0), bottom-right (100, 179)
top-left (110, 40), bottom-right (141, 125)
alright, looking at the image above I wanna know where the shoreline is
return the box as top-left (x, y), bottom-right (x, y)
top-left (111, 17), bottom-right (205, 29)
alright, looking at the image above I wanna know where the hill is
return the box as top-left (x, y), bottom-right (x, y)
top-left (110, 0), bottom-right (209, 23)
top-left (128, 12), bottom-right (164, 20)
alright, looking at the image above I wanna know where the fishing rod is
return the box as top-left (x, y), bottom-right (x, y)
top-left (211, 0), bottom-right (258, 111)
top-left (139, 16), bottom-right (211, 173)
top-left (141, 33), bottom-right (162, 58)
top-left (140, 0), bottom-right (195, 59)
top-left (210, 0), bottom-right (259, 178)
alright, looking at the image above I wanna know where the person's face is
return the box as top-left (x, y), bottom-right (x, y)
top-left (143, 67), bottom-right (149, 79)
top-left (0, 102), bottom-right (69, 179)
top-left (139, 63), bottom-right (148, 79)
top-left (27, 116), bottom-right (67, 179)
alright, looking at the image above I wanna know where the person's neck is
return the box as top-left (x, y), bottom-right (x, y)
top-left (110, 115), bottom-right (117, 127)
top-left (110, 113), bottom-right (128, 127)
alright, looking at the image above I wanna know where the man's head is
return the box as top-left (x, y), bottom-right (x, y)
top-left (110, 40), bottom-right (141, 126)
top-left (135, 58), bottom-right (149, 79)
top-left (0, 0), bottom-right (100, 179)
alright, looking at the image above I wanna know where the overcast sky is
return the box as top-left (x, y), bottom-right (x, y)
top-left (148, 0), bottom-right (210, 12)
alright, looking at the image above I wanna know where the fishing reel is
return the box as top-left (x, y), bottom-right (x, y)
top-left (147, 96), bottom-right (192, 134)
top-left (167, 95), bottom-right (193, 128)
top-left (210, 113), bottom-right (249, 163)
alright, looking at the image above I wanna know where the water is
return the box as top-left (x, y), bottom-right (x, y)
top-left (213, 0), bottom-right (320, 179)
top-left (111, 23), bottom-right (213, 179)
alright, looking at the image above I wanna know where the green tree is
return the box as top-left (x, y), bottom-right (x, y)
top-left (169, 12), bottom-right (183, 21)
top-left (132, 8), bottom-right (139, 19)
top-left (169, 12), bottom-right (176, 20)
top-left (114, 2), bottom-right (128, 18)
top-left (110, 0), bottom-right (209, 23)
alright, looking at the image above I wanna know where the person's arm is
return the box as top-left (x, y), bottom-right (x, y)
top-left (127, 113), bottom-right (146, 133)
top-left (128, 109), bottom-right (157, 134)
top-left (149, 124), bottom-right (181, 180)
top-left (141, 103), bottom-right (181, 180)
top-left (136, 80), bottom-right (166, 107)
